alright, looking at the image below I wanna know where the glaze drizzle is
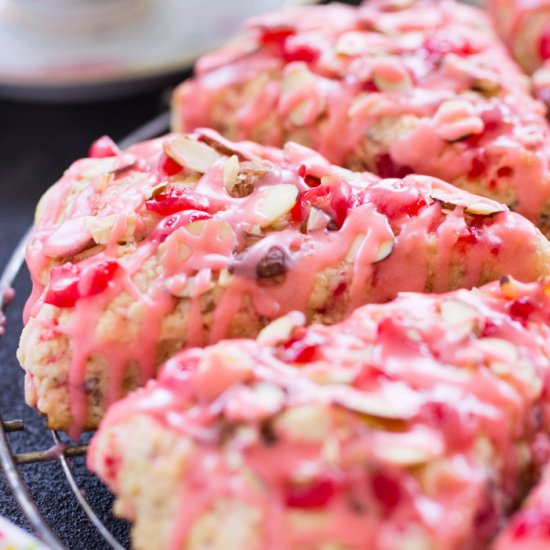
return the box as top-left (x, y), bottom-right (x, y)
top-left (19, 130), bottom-right (549, 437)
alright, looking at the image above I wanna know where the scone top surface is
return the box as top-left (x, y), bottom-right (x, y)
top-left (174, 0), bottom-right (550, 228)
top-left (19, 129), bottom-right (549, 436)
top-left (89, 277), bottom-right (550, 549)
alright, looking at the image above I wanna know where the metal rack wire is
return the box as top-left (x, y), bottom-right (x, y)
top-left (0, 112), bottom-right (171, 549)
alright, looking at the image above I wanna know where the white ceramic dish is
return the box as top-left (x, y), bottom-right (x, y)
top-left (0, 0), bottom-right (315, 102)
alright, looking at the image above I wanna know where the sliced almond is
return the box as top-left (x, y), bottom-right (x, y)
top-left (430, 189), bottom-right (504, 216)
top-left (335, 31), bottom-right (368, 56)
top-left (433, 100), bottom-right (484, 142)
top-left (281, 62), bottom-right (316, 94)
top-left (256, 184), bottom-right (299, 227)
top-left (334, 388), bottom-right (416, 420)
top-left (164, 136), bottom-right (222, 174)
top-left (375, 444), bottom-right (435, 466)
top-left (43, 216), bottom-right (94, 258)
top-left (533, 67), bottom-right (550, 89)
top-left (464, 201), bottom-right (505, 216)
top-left (218, 267), bottom-right (233, 288)
top-left (373, 239), bottom-right (394, 262)
top-left (184, 219), bottom-right (207, 236)
top-left (440, 299), bottom-right (477, 329)
top-left (257, 311), bottom-right (305, 345)
top-left (373, 434), bottom-right (443, 466)
top-left (184, 219), bottom-right (232, 240)
top-left (429, 189), bottom-right (461, 207)
top-left (289, 101), bottom-right (310, 127)
top-left (346, 234), bottom-right (366, 262)
top-left (477, 337), bottom-right (518, 363)
top-left (372, 61), bottom-right (413, 93)
top-left (223, 155), bottom-right (240, 194)
top-left (195, 347), bottom-right (254, 401)
top-left (88, 213), bottom-right (136, 245)
top-left (499, 275), bottom-right (521, 299)
top-left (80, 157), bottom-right (118, 180)
top-left (385, 0), bottom-right (415, 8)
top-left (275, 405), bottom-right (331, 443)
top-left (306, 207), bottom-right (330, 232)
top-left (223, 382), bottom-right (286, 423)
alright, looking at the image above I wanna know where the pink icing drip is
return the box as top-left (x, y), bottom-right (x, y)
top-left (89, 278), bottom-right (550, 548)
top-left (175, 0), bottom-right (550, 223)
top-left (24, 129), bottom-right (549, 438)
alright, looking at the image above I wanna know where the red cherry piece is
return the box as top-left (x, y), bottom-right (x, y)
top-left (456, 227), bottom-right (480, 246)
top-left (371, 472), bottom-right (401, 515)
top-left (419, 402), bottom-right (469, 449)
top-left (362, 80), bottom-right (379, 92)
top-left (159, 154), bottom-right (183, 176)
top-left (103, 453), bottom-right (121, 481)
top-left (540, 24), bottom-right (550, 60)
top-left (44, 263), bottom-right (81, 308)
top-left (468, 150), bottom-right (488, 179)
top-left (88, 136), bottom-right (120, 159)
top-left (511, 508), bottom-right (550, 539)
top-left (473, 497), bottom-right (499, 538)
top-left (283, 40), bottom-right (320, 64)
top-left (480, 105), bottom-right (504, 133)
top-left (282, 331), bottom-right (325, 363)
top-left (375, 154), bottom-right (414, 179)
top-left (330, 183), bottom-right (353, 228)
top-left (260, 27), bottom-right (294, 48)
top-left (146, 186), bottom-right (211, 216)
top-left (509, 297), bottom-right (536, 323)
top-left (367, 182), bottom-right (429, 220)
top-left (481, 318), bottom-right (501, 338)
top-left (152, 210), bottom-right (212, 242)
top-left (496, 166), bottom-right (513, 179)
top-left (285, 477), bottom-right (336, 509)
top-left (83, 260), bottom-right (119, 297)
top-left (421, 35), bottom-right (477, 62)
top-left (291, 186), bottom-right (330, 223)
top-left (333, 281), bottom-right (347, 297)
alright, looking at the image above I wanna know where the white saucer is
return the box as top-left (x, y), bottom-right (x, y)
top-left (0, 0), bottom-right (315, 102)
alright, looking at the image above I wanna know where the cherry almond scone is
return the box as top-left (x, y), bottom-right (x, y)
top-left (488, 0), bottom-right (550, 110)
top-left (88, 277), bottom-right (550, 550)
top-left (172, 0), bottom-right (550, 232)
top-left (488, 0), bottom-right (550, 74)
top-left (17, 130), bottom-right (550, 437)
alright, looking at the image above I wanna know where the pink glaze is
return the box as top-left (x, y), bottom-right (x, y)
top-left (24, 130), bottom-right (549, 438)
top-left (89, 278), bottom-right (550, 549)
top-left (175, 0), bottom-right (550, 224)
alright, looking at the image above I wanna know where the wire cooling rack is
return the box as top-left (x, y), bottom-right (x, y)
top-left (0, 112), bottom-right (171, 550)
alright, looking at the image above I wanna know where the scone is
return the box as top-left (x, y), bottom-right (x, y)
top-left (488, 0), bottom-right (550, 110)
top-left (488, 0), bottom-right (550, 74)
top-left (18, 130), bottom-right (550, 437)
top-left (172, 0), bottom-right (550, 231)
top-left (88, 276), bottom-right (550, 550)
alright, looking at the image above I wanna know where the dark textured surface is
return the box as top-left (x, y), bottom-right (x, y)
top-left (0, 87), bottom-right (175, 549)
